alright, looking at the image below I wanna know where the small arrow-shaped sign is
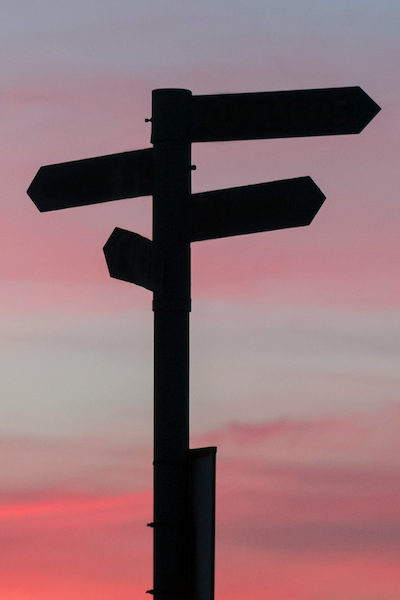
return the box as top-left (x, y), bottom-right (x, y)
top-left (27, 148), bottom-right (154, 211)
top-left (191, 86), bottom-right (380, 142)
top-left (103, 227), bottom-right (163, 291)
top-left (189, 176), bottom-right (325, 242)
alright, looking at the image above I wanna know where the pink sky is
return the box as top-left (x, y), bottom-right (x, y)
top-left (0, 1), bottom-right (399, 599)
top-left (1, 405), bottom-right (400, 599)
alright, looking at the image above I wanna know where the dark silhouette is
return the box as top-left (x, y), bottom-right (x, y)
top-left (27, 85), bottom-right (380, 600)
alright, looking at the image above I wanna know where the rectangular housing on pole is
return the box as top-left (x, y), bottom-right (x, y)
top-left (151, 89), bottom-right (193, 600)
top-left (190, 447), bottom-right (217, 600)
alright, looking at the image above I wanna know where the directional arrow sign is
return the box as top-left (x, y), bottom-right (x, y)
top-left (103, 227), bottom-right (163, 291)
top-left (191, 86), bottom-right (380, 142)
top-left (189, 176), bottom-right (326, 242)
top-left (27, 148), bottom-right (154, 211)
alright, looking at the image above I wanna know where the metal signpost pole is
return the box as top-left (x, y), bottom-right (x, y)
top-left (151, 89), bottom-right (193, 600)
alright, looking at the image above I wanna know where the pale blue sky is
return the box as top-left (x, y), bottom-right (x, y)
top-left (1, 0), bottom-right (399, 94)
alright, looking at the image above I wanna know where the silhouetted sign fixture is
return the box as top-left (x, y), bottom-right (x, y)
top-left (27, 148), bottom-right (154, 211)
top-left (191, 86), bottom-right (381, 142)
top-left (103, 177), bottom-right (325, 286)
top-left (27, 87), bottom-right (380, 213)
top-left (103, 227), bottom-right (162, 291)
top-left (190, 176), bottom-right (325, 242)
top-left (27, 85), bottom-right (381, 600)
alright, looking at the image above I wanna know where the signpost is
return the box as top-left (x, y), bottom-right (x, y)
top-left (27, 85), bottom-right (380, 600)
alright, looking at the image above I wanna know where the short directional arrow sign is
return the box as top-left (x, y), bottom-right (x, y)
top-left (191, 86), bottom-right (381, 142)
top-left (104, 176), bottom-right (325, 285)
top-left (103, 227), bottom-right (163, 291)
top-left (189, 176), bottom-right (326, 242)
top-left (27, 148), bottom-right (154, 211)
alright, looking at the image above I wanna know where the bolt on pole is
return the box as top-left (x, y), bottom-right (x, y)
top-left (151, 88), bottom-right (193, 600)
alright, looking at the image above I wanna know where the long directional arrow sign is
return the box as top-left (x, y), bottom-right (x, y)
top-left (190, 86), bottom-right (380, 142)
top-left (27, 148), bottom-right (153, 211)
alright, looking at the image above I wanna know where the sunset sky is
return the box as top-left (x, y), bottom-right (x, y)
top-left (0, 1), bottom-right (399, 599)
